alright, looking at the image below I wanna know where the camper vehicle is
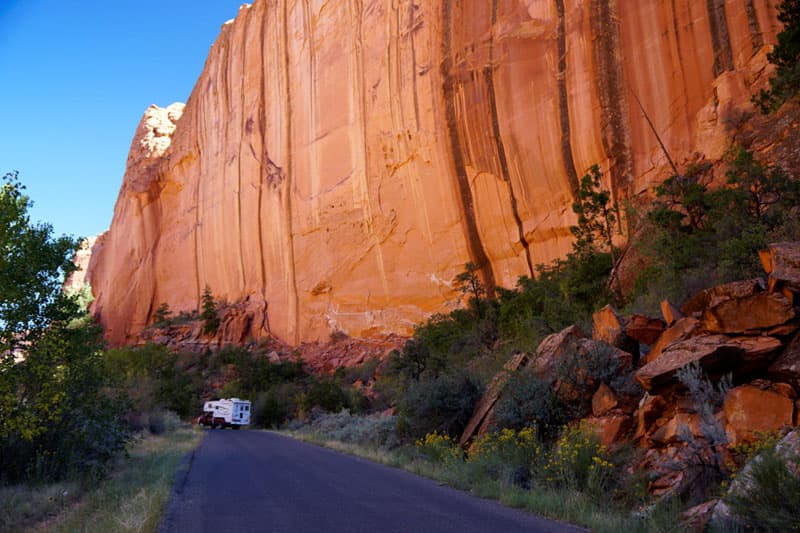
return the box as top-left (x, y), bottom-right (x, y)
top-left (196, 398), bottom-right (251, 429)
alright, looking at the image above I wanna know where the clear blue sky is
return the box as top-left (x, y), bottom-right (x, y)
top-left (0, 1), bottom-right (243, 239)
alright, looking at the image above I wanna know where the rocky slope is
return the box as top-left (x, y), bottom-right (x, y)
top-left (463, 242), bottom-right (800, 514)
top-left (89, 0), bottom-right (782, 346)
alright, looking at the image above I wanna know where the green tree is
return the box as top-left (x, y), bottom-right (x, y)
top-left (0, 172), bottom-right (80, 356)
top-left (570, 165), bottom-right (618, 265)
top-left (454, 262), bottom-right (486, 317)
top-left (152, 302), bottom-right (172, 326)
top-left (201, 284), bottom-right (219, 335)
top-left (754, 0), bottom-right (800, 113)
top-left (0, 171), bottom-right (128, 482)
top-left (634, 148), bottom-right (800, 309)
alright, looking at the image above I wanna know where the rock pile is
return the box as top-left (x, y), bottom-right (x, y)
top-left (463, 242), bottom-right (800, 506)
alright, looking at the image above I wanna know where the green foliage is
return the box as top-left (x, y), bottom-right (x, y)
top-left (293, 410), bottom-right (399, 449)
top-left (397, 371), bottom-right (483, 440)
top-left (303, 378), bottom-right (351, 414)
top-left (0, 172), bottom-right (80, 356)
top-left (571, 165), bottom-right (618, 263)
top-left (390, 308), bottom-right (497, 384)
top-left (492, 372), bottom-right (566, 439)
top-left (724, 445), bottom-right (800, 531)
top-left (544, 422), bottom-right (615, 496)
top-left (253, 382), bottom-right (303, 429)
top-left (467, 427), bottom-right (542, 489)
top-left (454, 262), bottom-right (487, 317)
top-left (415, 431), bottom-right (462, 464)
top-left (754, 0), bottom-right (800, 113)
top-left (151, 303), bottom-right (172, 326)
top-left (212, 345), bottom-right (306, 399)
top-left (634, 148), bottom-right (800, 308)
top-left (200, 284), bottom-right (219, 335)
top-left (104, 344), bottom-right (198, 419)
top-left (0, 172), bottom-right (129, 483)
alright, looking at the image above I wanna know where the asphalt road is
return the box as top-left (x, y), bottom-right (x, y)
top-left (159, 430), bottom-right (585, 533)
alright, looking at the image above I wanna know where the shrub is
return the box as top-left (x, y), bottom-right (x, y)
top-left (724, 445), bottom-right (800, 530)
top-left (415, 431), bottom-right (462, 464)
top-left (105, 344), bottom-right (198, 419)
top-left (212, 346), bottom-right (306, 399)
top-left (397, 371), bottom-right (483, 440)
top-left (151, 303), bottom-right (172, 326)
top-left (492, 372), bottom-right (565, 439)
top-left (0, 321), bottom-right (130, 484)
top-left (634, 148), bottom-right (800, 308)
top-left (145, 410), bottom-right (181, 435)
top-left (467, 427), bottom-right (542, 488)
top-left (544, 422), bottom-right (614, 495)
top-left (303, 379), bottom-right (351, 414)
top-left (253, 382), bottom-right (303, 428)
top-left (668, 361), bottom-right (732, 503)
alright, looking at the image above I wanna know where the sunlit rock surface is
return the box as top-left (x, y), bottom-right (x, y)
top-left (89, 0), bottom-right (781, 345)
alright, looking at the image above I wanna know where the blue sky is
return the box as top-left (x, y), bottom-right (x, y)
top-left (0, 1), bottom-right (242, 239)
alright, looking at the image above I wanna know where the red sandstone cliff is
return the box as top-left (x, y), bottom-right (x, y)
top-left (89, 0), bottom-right (782, 346)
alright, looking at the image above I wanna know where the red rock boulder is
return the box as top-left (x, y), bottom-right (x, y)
top-left (626, 314), bottom-right (665, 345)
top-left (723, 384), bottom-right (795, 445)
top-left (760, 242), bottom-right (800, 293)
top-left (584, 414), bottom-right (632, 447)
top-left (768, 333), bottom-right (800, 385)
top-left (636, 335), bottom-right (782, 391)
top-left (644, 317), bottom-right (699, 364)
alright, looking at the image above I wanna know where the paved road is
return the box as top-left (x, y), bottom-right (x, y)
top-left (160, 430), bottom-right (584, 533)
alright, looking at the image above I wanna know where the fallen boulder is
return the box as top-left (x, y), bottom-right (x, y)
top-left (661, 299), bottom-right (683, 326)
top-left (584, 414), bottom-right (632, 447)
top-left (592, 383), bottom-right (619, 416)
top-left (699, 292), bottom-right (794, 334)
top-left (650, 412), bottom-right (703, 445)
top-left (592, 305), bottom-right (638, 355)
top-left (644, 317), bottom-right (699, 364)
top-left (634, 393), bottom-right (666, 440)
top-left (681, 279), bottom-right (765, 316)
top-left (723, 384), bottom-right (795, 445)
top-left (459, 352), bottom-right (529, 447)
top-left (626, 314), bottom-right (665, 345)
top-left (636, 335), bottom-right (782, 391)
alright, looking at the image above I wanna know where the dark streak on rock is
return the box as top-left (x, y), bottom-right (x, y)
top-left (283, 0), bottom-right (300, 344)
top-left (441, 0), bottom-right (496, 295)
top-left (258, 4), bottom-right (269, 309)
top-left (744, 0), bottom-right (764, 51)
top-left (554, 0), bottom-right (579, 195)
top-left (487, 0), bottom-right (533, 276)
top-left (590, 0), bottom-right (633, 196)
top-left (706, 0), bottom-right (734, 76)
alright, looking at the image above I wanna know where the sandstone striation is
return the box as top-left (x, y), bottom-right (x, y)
top-left (89, 0), bottom-right (782, 345)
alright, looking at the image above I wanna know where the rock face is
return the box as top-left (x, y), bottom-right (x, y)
top-left (64, 235), bottom-right (102, 294)
top-left (89, 0), bottom-right (782, 345)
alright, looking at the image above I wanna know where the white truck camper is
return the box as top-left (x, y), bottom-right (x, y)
top-left (197, 398), bottom-right (251, 429)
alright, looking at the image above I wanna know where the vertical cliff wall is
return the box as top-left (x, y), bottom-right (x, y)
top-left (89, 0), bottom-right (780, 345)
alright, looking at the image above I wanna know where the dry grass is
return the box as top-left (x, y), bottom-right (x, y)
top-left (1, 426), bottom-right (202, 533)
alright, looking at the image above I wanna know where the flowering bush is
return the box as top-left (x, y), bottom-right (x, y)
top-left (467, 427), bottom-right (542, 488)
top-left (544, 422), bottom-right (614, 495)
top-left (415, 431), bottom-right (462, 464)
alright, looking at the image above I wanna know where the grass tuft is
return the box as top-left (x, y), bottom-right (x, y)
top-left (1, 426), bottom-right (202, 533)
